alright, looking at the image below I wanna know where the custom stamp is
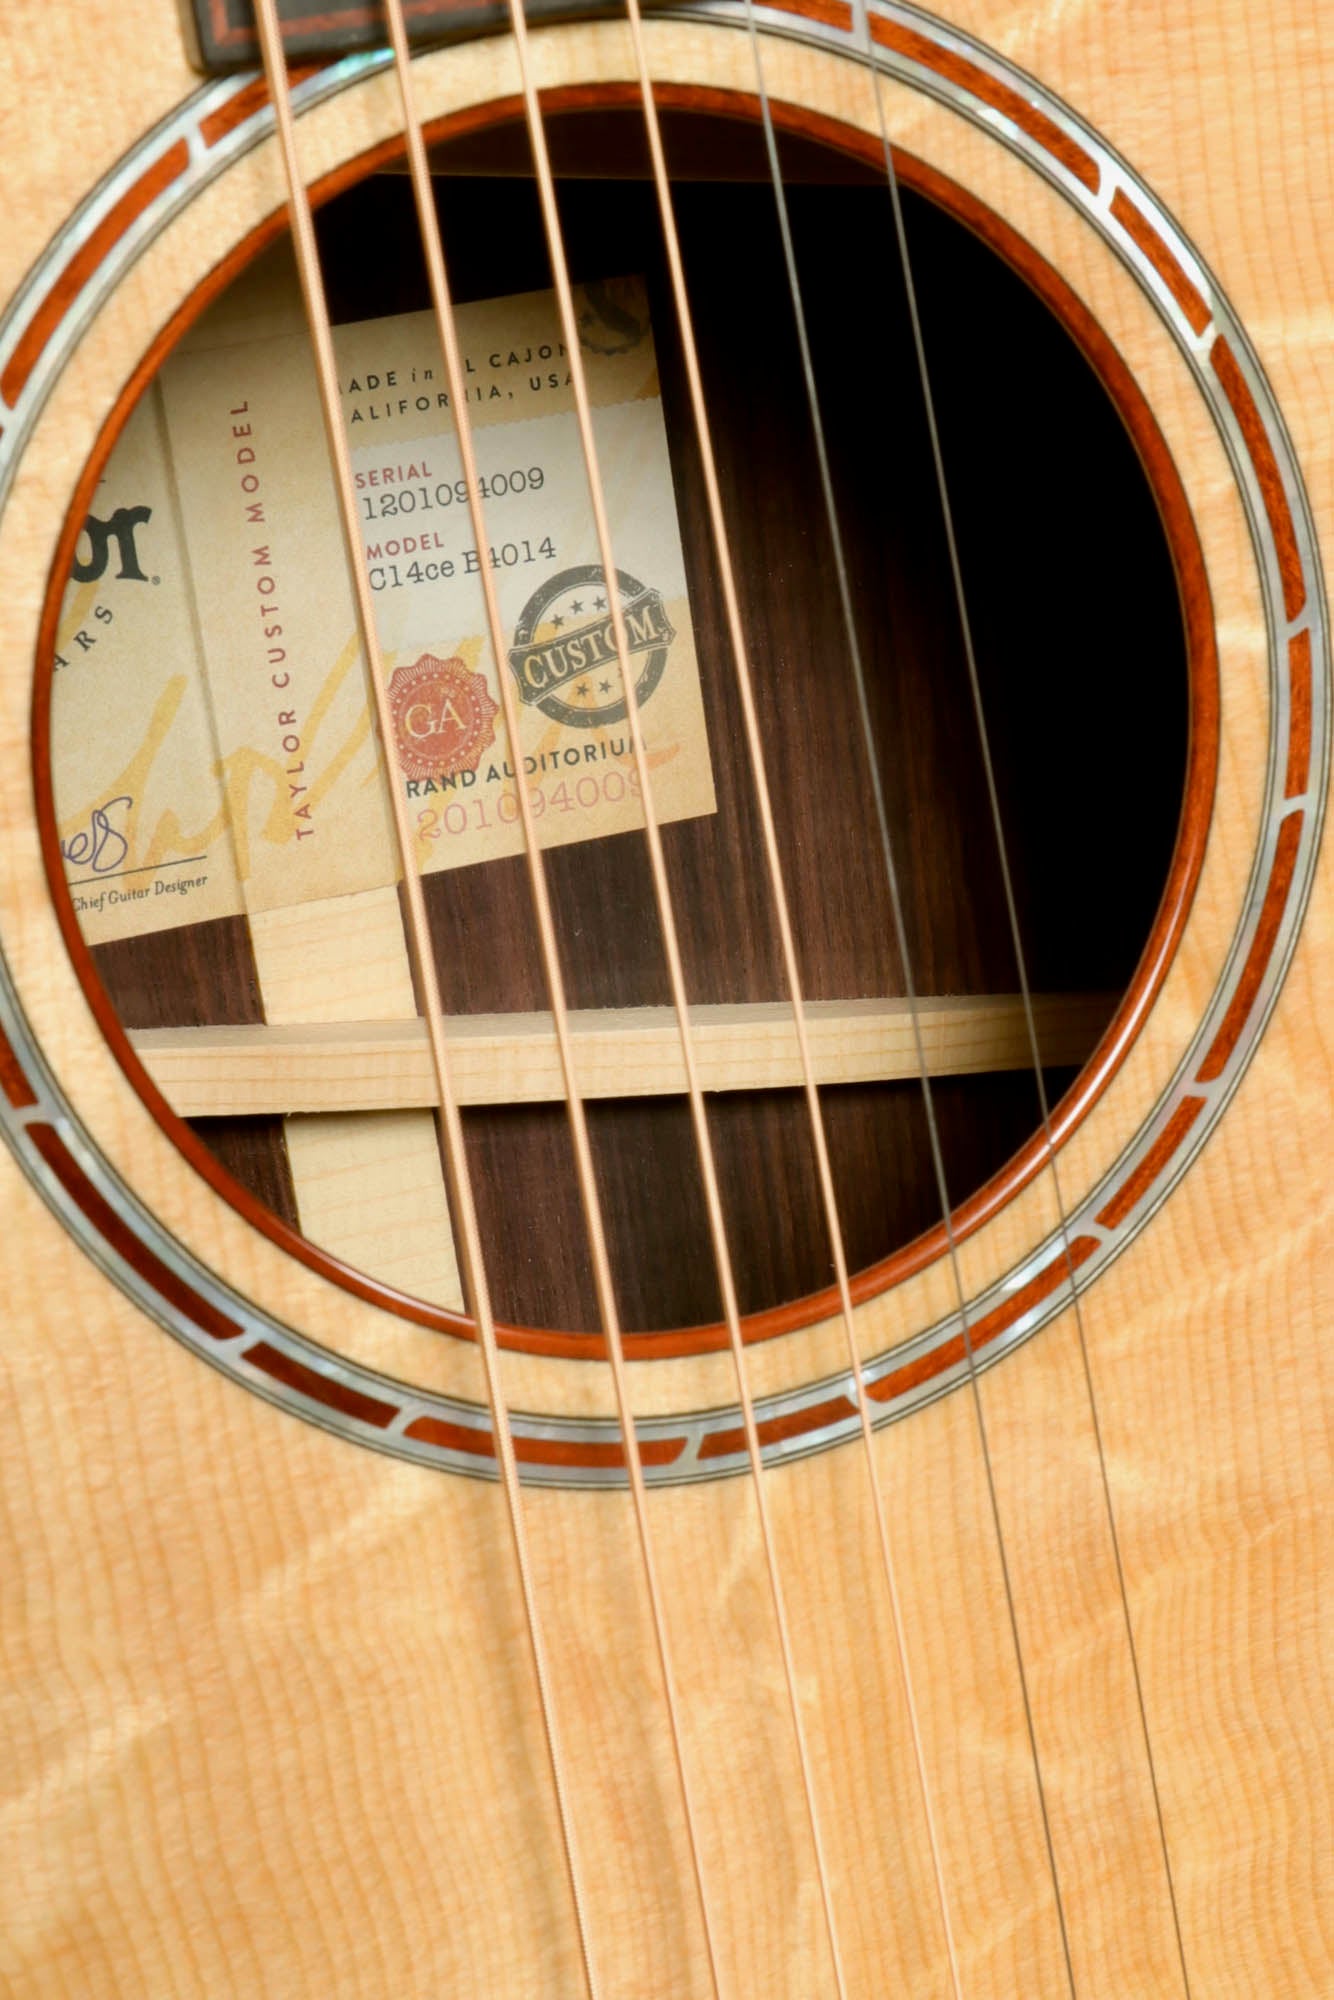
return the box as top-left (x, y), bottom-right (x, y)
top-left (507, 565), bottom-right (675, 728)
top-left (388, 653), bottom-right (499, 780)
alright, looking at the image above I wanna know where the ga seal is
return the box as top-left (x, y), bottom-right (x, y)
top-left (507, 564), bottom-right (675, 729)
top-left (388, 652), bottom-right (498, 780)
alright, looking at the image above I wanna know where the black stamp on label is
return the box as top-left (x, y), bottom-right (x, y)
top-left (507, 564), bottom-right (675, 729)
top-left (576, 279), bottom-right (648, 357)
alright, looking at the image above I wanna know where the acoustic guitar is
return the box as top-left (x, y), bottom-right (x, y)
top-left (1, 0), bottom-right (1328, 1993)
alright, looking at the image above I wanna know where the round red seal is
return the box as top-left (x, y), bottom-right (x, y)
top-left (387, 653), bottom-right (499, 782)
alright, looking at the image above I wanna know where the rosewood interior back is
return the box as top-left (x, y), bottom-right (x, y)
top-left (85, 109), bottom-right (1187, 1333)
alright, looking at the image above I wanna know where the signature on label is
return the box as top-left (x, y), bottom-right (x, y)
top-left (61, 795), bottom-right (132, 875)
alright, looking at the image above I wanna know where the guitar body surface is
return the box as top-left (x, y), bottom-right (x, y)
top-left (0, 2), bottom-right (1330, 1996)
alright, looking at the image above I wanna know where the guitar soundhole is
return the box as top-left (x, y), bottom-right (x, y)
top-left (52, 107), bottom-right (1189, 1339)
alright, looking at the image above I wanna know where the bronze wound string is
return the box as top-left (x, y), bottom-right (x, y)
top-left (377, 2), bottom-right (727, 1990)
top-left (855, 8), bottom-right (1193, 1989)
top-left (618, 2), bottom-right (965, 1991)
top-left (248, 5), bottom-right (602, 1992)
top-left (499, 1), bottom-right (853, 1989)
top-left (742, 1), bottom-right (1080, 1990)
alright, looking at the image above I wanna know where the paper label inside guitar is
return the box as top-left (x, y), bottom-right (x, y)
top-left (51, 260), bottom-right (713, 943)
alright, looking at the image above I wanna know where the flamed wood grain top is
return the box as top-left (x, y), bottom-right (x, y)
top-left (0, 4), bottom-right (1330, 1997)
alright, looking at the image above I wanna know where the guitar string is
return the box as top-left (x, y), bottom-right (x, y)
top-left (250, 9), bottom-right (1168, 1993)
top-left (857, 16), bottom-right (1193, 1992)
top-left (499, 3), bottom-right (853, 1991)
top-left (377, 1), bottom-right (728, 1990)
top-left (618, 4), bottom-right (966, 1992)
top-left (248, 5), bottom-right (602, 1993)
top-left (740, 5), bottom-right (1082, 1992)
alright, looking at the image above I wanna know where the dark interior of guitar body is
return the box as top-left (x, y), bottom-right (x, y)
top-left (86, 107), bottom-right (1188, 1337)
